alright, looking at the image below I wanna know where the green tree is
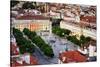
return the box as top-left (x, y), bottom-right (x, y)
top-left (86, 37), bottom-right (91, 42)
top-left (67, 35), bottom-right (81, 46)
top-left (23, 28), bottom-right (54, 57)
top-left (13, 28), bottom-right (35, 54)
top-left (42, 45), bottom-right (54, 57)
top-left (23, 28), bottom-right (36, 39)
top-left (52, 26), bottom-right (71, 37)
top-left (23, 28), bottom-right (30, 36)
top-left (13, 28), bottom-right (23, 38)
top-left (80, 35), bottom-right (86, 45)
top-left (80, 35), bottom-right (91, 47)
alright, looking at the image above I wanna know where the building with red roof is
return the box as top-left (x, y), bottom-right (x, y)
top-left (16, 15), bottom-right (49, 20)
top-left (12, 14), bottom-right (52, 33)
top-left (80, 15), bottom-right (96, 24)
top-left (59, 51), bottom-right (87, 63)
top-left (11, 54), bottom-right (38, 67)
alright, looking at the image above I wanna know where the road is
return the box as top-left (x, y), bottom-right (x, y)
top-left (23, 32), bottom-right (79, 65)
top-left (33, 48), bottom-right (58, 65)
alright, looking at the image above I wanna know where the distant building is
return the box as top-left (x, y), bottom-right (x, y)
top-left (60, 19), bottom-right (96, 40)
top-left (12, 14), bottom-right (52, 33)
top-left (80, 15), bottom-right (96, 30)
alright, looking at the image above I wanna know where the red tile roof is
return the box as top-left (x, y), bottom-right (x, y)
top-left (16, 15), bottom-right (49, 20)
top-left (59, 51), bottom-right (87, 63)
top-left (80, 16), bottom-right (96, 23)
top-left (11, 55), bottom-right (38, 67)
top-left (30, 55), bottom-right (38, 65)
top-left (11, 61), bottom-right (23, 67)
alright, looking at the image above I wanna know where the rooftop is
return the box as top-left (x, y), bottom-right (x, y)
top-left (11, 55), bottom-right (38, 66)
top-left (16, 15), bottom-right (49, 20)
top-left (59, 51), bottom-right (87, 63)
top-left (80, 15), bottom-right (96, 23)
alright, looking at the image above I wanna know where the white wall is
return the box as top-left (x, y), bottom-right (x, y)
top-left (60, 21), bottom-right (96, 40)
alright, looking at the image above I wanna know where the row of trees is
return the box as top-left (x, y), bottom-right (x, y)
top-left (67, 35), bottom-right (81, 46)
top-left (13, 28), bottom-right (35, 54)
top-left (23, 28), bottom-right (54, 57)
top-left (52, 26), bottom-right (91, 47)
top-left (52, 26), bottom-right (71, 37)
top-left (80, 35), bottom-right (91, 46)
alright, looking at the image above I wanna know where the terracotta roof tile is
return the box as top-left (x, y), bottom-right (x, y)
top-left (16, 15), bottom-right (49, 20)
top-left (11, 55), bottom-right (38, 67)
top-left (59, 51), bottom-right (87, 63)
top-left (80, 16), bottom-right (96, 23)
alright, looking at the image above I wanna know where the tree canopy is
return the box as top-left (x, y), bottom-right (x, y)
top-left (23, 28), bottom-right (54, 57)
top-left (52, 26), bottom-right (71, 37)
top-left (52, 26), bottom-right (92, 47)
top-left (13, 28), bottom-right (35, 54)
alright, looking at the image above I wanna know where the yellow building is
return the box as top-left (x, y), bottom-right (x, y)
top-left (12, 15), bottom-right (52, 33)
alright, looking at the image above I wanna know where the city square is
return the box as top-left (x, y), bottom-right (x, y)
top-left (10, 0), bottom-right (97, 66)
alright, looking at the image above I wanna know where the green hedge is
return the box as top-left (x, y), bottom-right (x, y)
top-left (80, 35), bottom-right (91, 46)
top-left (23, 28), bottom-right (54, 57)
top-left (67, 35), bottom-right (81, 46)
top-left (13, 28), bottom-right (35, 54)
top-left (52, 26), bottom-right (71, 37)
